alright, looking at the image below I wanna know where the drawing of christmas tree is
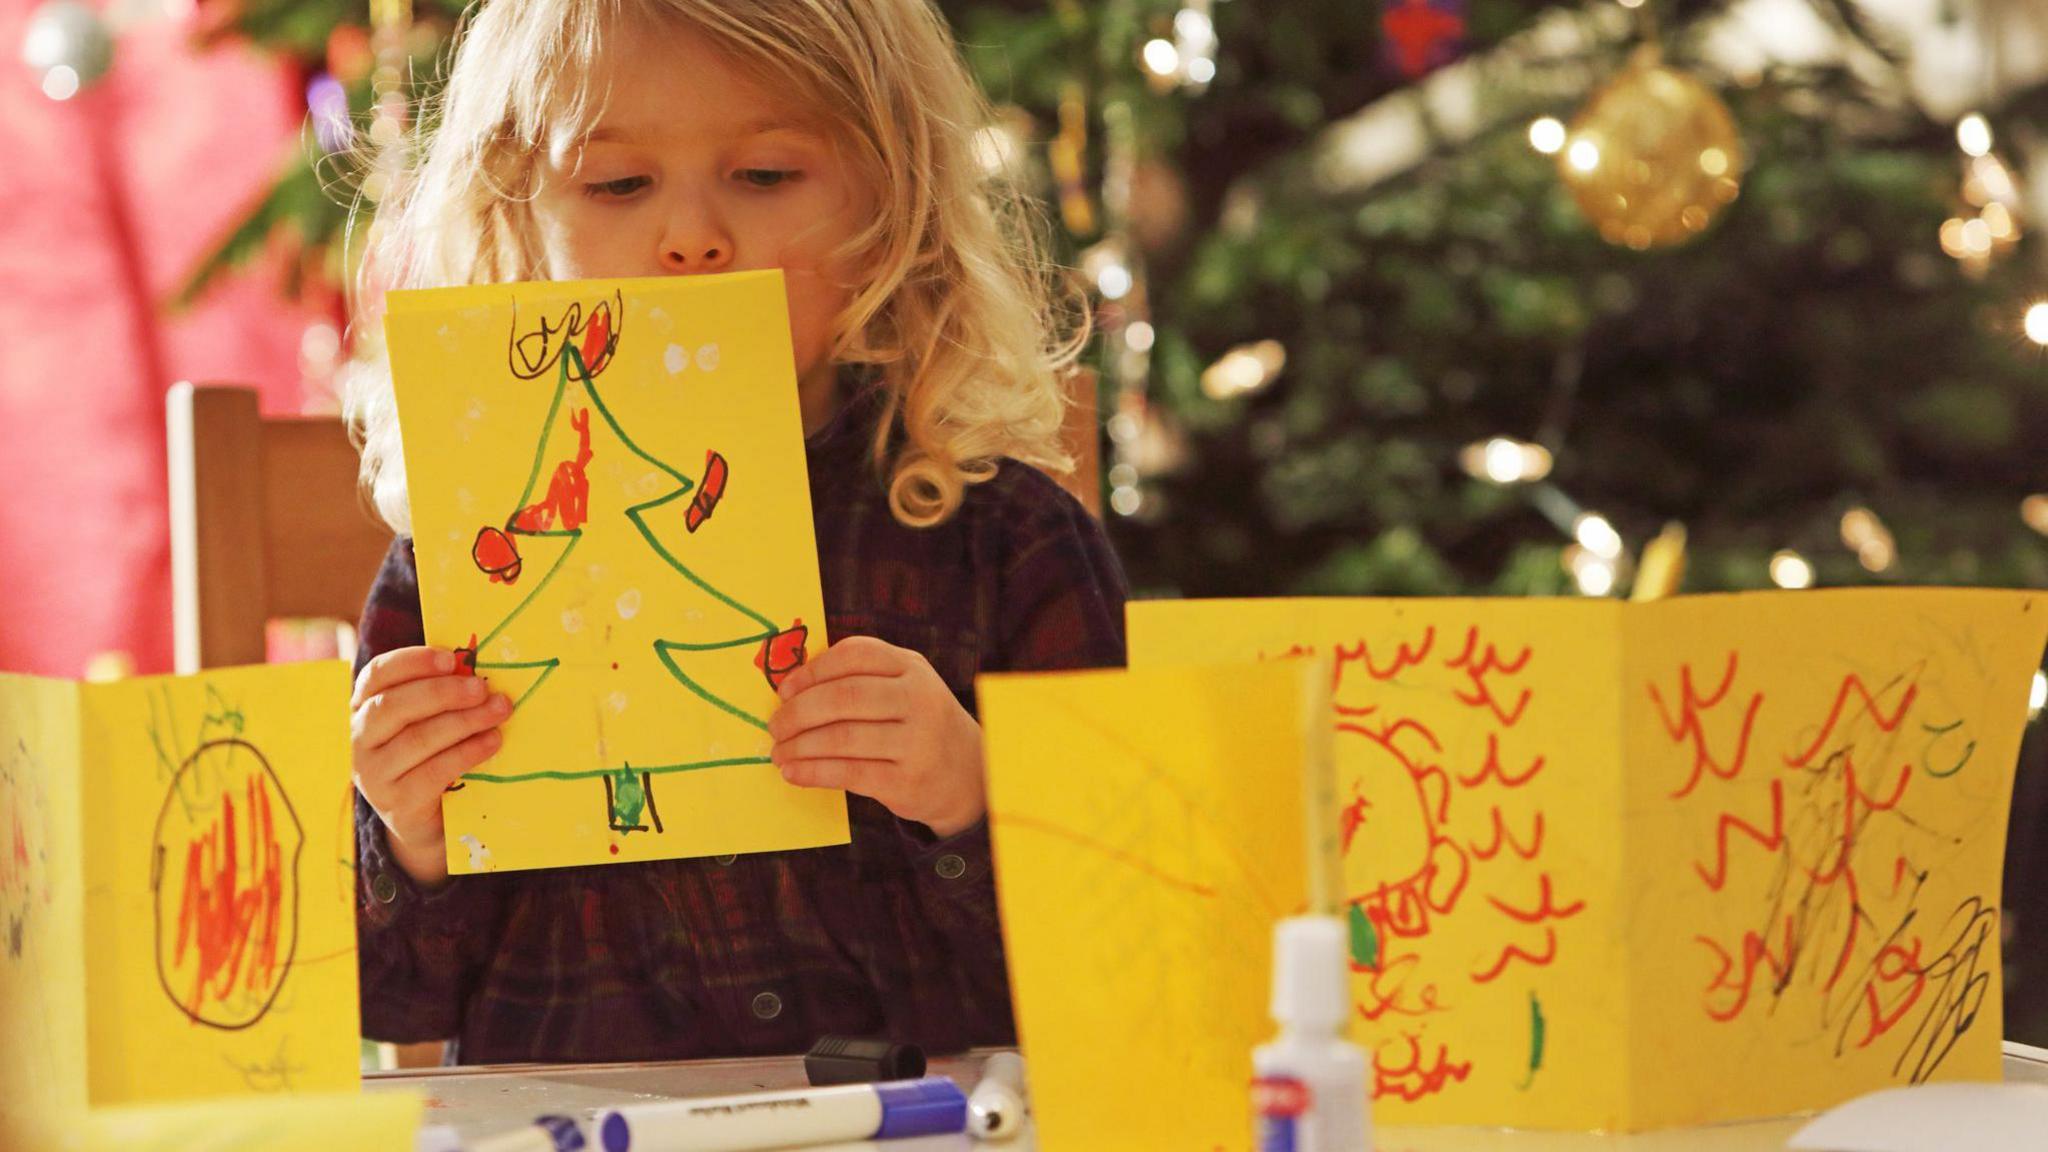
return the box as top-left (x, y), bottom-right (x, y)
top-left (450, 295), bottom-right (809, 838)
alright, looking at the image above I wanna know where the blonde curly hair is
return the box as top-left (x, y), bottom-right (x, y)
top-left (345, 0), bottom-right (1085, 534)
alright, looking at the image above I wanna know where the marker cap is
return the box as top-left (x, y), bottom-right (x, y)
top-left (803, 1034), bottom-right (927, 1086)
top-left (874, 1077), bottom-right (969, 1139)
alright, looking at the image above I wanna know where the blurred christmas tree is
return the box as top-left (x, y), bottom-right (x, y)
top-left (183, 0), bottom-right (2048, 600)
top-left (939, 0), bottom-right (2048, 600)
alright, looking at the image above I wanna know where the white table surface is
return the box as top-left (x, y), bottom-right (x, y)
top-left (366, 1040), bottom-right (2048, 1150)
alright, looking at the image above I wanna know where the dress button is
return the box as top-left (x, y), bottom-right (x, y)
top-left (935, 854), bottom-right (967, 880)
top-left (751, 991), bottom-right (783, 1020)
top-left (714, 854), bottom-right (737, 866)
top-left (371, 872), bottom-right (398, 904)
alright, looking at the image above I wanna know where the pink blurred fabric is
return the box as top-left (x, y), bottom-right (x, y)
top-left (0, 3), bottom-right (334, 676)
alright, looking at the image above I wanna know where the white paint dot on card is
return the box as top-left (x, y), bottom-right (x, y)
top-left (664, 344), bottom-right (688, 375)
top-left (458, 834), bottom-right (493, 871)
top-left (616, 589), bottom-right (642, 619)
top-left (686, 609), bottom-right (703, 623)
top-left (456, 488), bottom-right (478, 514)
top-left (465, 398), bottom-right (487, 421)
top-left (561, 608), bottom-right (585, 634)
top-left (587, 564), bottom-right (609, 583)
top-left (695, 343), bottom-right (720, 372)
top-left (607, 692), bottom-right (629, 714)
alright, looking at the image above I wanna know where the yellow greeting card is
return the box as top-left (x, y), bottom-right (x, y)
top-left (979, 661), bottom-right (1313, 1152)
top-left (81, 1089), bottom-right (423, 1152)
top-left (1129, 590), bottom-right (2045, 1131)
top-left (385, 272), bottom-right (846, 874)
top-left (0, 675), bottom-right (86, 1149)
top-left (0, 662), bottom-right (359, 1122)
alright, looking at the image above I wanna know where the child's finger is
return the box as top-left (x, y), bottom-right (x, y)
top-left (771, 719), bottom-right (905, 765)
top-left (355, 674), bottom-right (490, 750)
top-left (775, 636), bottom-right (907, 700)
top-left (353, 646), bottom-right (459, 708)
top-left (778, 756), bottom-right (885, 796)
top-left (388, 695), bottom-right (513, 780)
top-left (413, 727), bottom-right (505, 798)
top-left (766, 675), bottom-right (906, 740)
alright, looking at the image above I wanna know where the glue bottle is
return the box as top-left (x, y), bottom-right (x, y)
top-left (1251, 915), bottom-right (1371, 1152)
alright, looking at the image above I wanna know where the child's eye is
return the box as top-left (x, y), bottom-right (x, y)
top-left (736, 169), bottom-right (798, 188)
top-left (583, 176), bottom-right (650, 199)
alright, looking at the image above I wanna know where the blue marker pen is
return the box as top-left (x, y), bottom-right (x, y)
top-left (596, 1075), bottom-right (966, 1152)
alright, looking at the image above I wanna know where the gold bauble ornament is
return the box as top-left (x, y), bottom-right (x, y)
top-left (1559, 48), bottom-right (1744, 250)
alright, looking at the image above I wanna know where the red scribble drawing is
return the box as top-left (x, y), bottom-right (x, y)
top-left (1667, 657), bottom-right (1985, 1081)
top-left (1649, 652), bottom-right (1763, 798)
top-left (1468, 807), bottom-right (1545, 862)
top-left (1784, 672), bottom-right (1918, 770)
top-left (1443, 627), bottom-right (1533, 727)
top-left (1335, 627), bottom-right (1437, 683)
top-left (1473, 928), bottom-right (1559, 984)
top-left (471, 526), bottom-right (524, 584)
top-left (1486, 875), bottom-right (1585, 925)
top-left (1697, 914), bottom-right (1798, 1022)
top-left (151, 739), bottom-right (305, 1031)
top-left (1456, 733), bottom-right (1544, 789)
top-left (685, 451), bottom-right (729, 533)
top-left (1324, 622), bottom-right (1573, 1103)
top-left (1859, 940), bottom-right (1927, 1049)
top-left (1376, 1033), bottom-right (1474, 1102)
top-left (509, 408), bottom-right (593, 533)
top-left (2, 739), bottom-right (53, 961)
top-left (577, 304), bottom-right (614, 377)
top-left (1695, 778), bottom-right (1785, 891)
top-left (755, 620), bottom-right (810, 691)
top-left (1355, 947), bottom-right (1448, 1021)
top-left (469, 406), bottom-right (595, 585)
top-left (1344, 715), bottom-right (1469, 941)
top-left (452, 634), bottom-right (480, 677)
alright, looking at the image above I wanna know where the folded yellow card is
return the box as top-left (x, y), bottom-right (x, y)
top-left (81, 1090), bottom-right (423, 1152)
top-left (0, 661), bottom-right (359, 1136)
top-left (979, 661), bottom-right (1314, 1152)
top-left (1129, 590), bottom-right (2046, 1131)
top-left (385, 273), bottom-right (847, 874)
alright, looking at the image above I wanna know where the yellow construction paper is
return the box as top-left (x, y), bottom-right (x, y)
top-left (80, 663), bottom-right (361, 1106)
top-left (0, 663), bottom-right (360, 1115)
top-left (979, 662), bottom-right (1313, 1152)
top-left (1129, 590), bottom-right (2047, 1132)
top-left (0, 675), bottom-right (88, 1150)
top-left (80, 1089), bottom-right (424, 1152)
top-left (386, 272), bottom-right (846, 874)
top-left (1623, 592), bottom-right (2042, 1129)
top-left (1133, 598), bottom-right (1629, 1129)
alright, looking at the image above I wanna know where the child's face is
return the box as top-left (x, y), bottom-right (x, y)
top-left (531, 21), bottom-right (870, 419)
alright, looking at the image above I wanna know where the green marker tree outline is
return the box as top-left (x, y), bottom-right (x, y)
top-left (460, 337), bottom-right (796, 830)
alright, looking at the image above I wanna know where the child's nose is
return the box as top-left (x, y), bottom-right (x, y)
top-left (657, 200), bottom-right (733, 274)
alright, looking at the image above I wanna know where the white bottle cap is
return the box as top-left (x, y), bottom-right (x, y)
top-left (1271, 915), bottom-right (1349, 1029)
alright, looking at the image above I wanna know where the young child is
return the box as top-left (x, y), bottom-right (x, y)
top-left (344, 0), bottom-right (1126, 1063)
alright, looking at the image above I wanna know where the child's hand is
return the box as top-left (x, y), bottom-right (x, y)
top-left (351, 647), bottom-right (512, 888)
top-left (767, 636), bottom-right (985, 839)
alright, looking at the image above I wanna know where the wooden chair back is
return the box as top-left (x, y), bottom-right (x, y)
top-left (167, 382), bottom-right (392, 672)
